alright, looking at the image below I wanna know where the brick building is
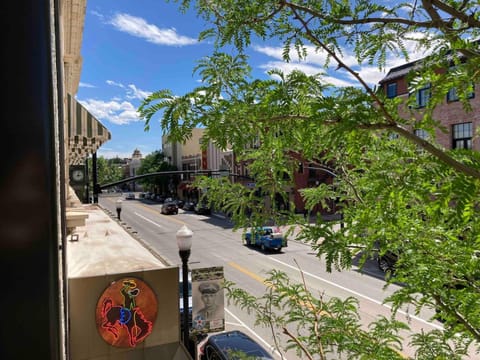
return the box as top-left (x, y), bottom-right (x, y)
top-left (378, 58), bottom-right (480, 151)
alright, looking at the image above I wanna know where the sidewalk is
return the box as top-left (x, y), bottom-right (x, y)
top-left (66, 203), bottom-right (169, 278)
top-left (65, 203), bottom-right (193, 360)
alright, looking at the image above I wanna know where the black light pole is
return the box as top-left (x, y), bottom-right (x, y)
top-left (92, 152), bottom-right (99, 203)
top-left (176, 225), bottom-right (193, 353)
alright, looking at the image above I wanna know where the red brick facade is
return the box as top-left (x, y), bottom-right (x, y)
top-left (234, 60), bottom-right (479, 215)
top-left (379, 63), bottom-right (480, 151)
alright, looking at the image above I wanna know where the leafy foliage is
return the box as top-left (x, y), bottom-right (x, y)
top-left (136, 150), bottom-right (178, 194)
top-left (142, 1), bottom-right (480, 358)
top-left (87, 156), bottom-right (123, 188)
top-left (225, 270), bottom-right (408, 360)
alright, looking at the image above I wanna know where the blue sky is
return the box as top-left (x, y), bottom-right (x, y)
top-left (77, 1), bottom-right (427, 159)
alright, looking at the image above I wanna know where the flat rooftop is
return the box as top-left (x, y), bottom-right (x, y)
top-left (66, 204), bottom-right (168, 278)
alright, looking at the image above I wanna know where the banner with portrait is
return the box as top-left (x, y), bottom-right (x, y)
top-left (191, 266), bottom-right (225, 333)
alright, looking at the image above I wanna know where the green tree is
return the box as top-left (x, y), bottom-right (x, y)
top-left (87, 156), bottom-right (123, 190)
top-left (136, 150), bottom-right (178, 194)
top-left (139, 1), bottom-right (480, 358)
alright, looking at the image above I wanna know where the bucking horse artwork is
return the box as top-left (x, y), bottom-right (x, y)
top-left (96, 278), bottom-right (157, 347)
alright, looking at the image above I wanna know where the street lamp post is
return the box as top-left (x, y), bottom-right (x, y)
top-left (115, 199), bottom-right (122, 220)
top-left (176, 225), bottom-right (193, 353)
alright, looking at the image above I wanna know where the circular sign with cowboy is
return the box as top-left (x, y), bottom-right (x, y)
top-left (95, 277), bottom-right (158, 347)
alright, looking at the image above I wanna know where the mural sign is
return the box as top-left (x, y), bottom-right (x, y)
top-left (95, 277), bottom-right (157, 348)
top-left (191, 266), bottom-right (225, 333)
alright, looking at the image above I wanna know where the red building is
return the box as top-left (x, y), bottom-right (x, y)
top-left (378, 58), bottom-right (480, 151)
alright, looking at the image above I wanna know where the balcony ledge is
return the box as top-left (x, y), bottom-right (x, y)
top-left (66, 210), bottom-right (89, 234)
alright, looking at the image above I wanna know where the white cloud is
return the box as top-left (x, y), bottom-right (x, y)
top-left (254, 45), bottom-right (366, 86)
top-left (253, 44), bottom-right (358, 69)
top-left (354, 65), bottom-right (388, 87)
top-left (78, 98), bottom-right (142, 125)
top-left (79, 81), bottom-right (154, 125)
top-left (252, 45), bottom-right (284, 60)
top-left (109, 13), bottom-right (198, 46)
top-left (126, 84), bottom-right (152, 100)
top-left (253, 32), bottom-right (437, 88)
top-left (258, 60), bottom-right (356, 87)
top-left (259, 60), bottom-right (318, 75)
top-left (79, 82), bottom-right (95, 88)
top-left (106, 80), bottom-right (125, 88)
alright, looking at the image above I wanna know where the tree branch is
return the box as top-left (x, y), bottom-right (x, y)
top-left (287, 4), bottom-right (480, 181)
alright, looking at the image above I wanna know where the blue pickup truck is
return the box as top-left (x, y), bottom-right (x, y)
top-left (244, 226), bottom-right (287, 252)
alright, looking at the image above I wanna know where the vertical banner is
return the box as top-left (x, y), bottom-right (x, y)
top-left (191, 267), bottom-right (225, 333)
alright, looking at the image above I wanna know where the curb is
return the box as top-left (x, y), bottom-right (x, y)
top-left (98, 204), bottom-right (172, 267)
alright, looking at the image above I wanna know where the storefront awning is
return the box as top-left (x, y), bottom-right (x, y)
top-left (67, 94), bottom-right (111, 165)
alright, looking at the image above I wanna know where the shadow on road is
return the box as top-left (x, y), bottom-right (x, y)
top-left (352, 250), bottom-right (407, 287)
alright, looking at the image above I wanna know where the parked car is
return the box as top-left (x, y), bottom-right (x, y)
top-left (195, 202), bottom-right (211, 215)
top-left (161, 201), bottom-right (178, 215)
top-left (198, 330), bottom-right (274, 360)
top-left (244, 226), bottom-right (287, 252)
top-left (174, 199), bottom-right (185, 209)
top-left (125, 192), bottom-right (135, 200)
top-left (179, 270), bottom-right (192, 330)
top-left (183, 201), bottom-right (196, 211)
top-left (166, 197), bottom-right (184, 208)
top-left (377, 249), bottom-right (399, 273)
top-left (144, 192), bottom-right (154, 199)
top-left (155, 194), bottom-right (166, 203)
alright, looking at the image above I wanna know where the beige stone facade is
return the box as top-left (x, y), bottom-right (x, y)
top-left (58, 2), bottom-right (192, 359)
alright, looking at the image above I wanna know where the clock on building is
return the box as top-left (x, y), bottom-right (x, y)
top-left (70, 166), bottom-right (86, 184)
top-left (72, 169), bottom-right (84, 182)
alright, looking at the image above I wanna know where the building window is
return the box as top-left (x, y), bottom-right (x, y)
top-left (416, 84), bottom-right (430, 108)
top-left (414, 129), bottom-right (429, 140)
top-left (386, 82), bottom-right (397, 98)
top-left (447, 85), bottom-right (475, 102)
top-left (452, 122), bottom-right (472, 149)
top-left (447, 87), bottom-right (459, 102)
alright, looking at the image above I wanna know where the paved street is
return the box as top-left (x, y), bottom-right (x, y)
top-left (95, 193), bottom-right (447, 359)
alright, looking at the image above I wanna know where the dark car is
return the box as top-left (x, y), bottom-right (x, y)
top-left (161, 201), bottom-right (178, 215)
top-left (174, 199), bottom-right (185, 209)
top-left (377, 249), bottom-right (399, 273)
top-left (195, 202), bottom-right (211, 215)
top-left (155, 194), bottom-right (166, 203)
top-left (198, 330), bottom-right (274, 360)
top-left (183, 201), bottom-right (196, 211)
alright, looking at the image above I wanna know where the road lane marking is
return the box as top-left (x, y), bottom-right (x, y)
top-left (107, 198), bottom-right (187, 226)
top-left (134, 212), bottom-right (165, 228)
top-left (230, 261), bottom-right (330, 315)
top-left (228, 261), bottom-right (410, 358)
top-left (268, 257), bottom-right (443, 330)
top-left (136, 203), bottom-right (186, 225)
top-left (228, 261), bottom-right (267, 284)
